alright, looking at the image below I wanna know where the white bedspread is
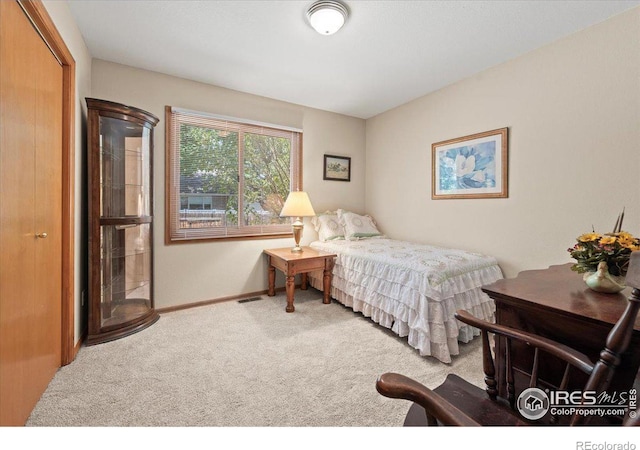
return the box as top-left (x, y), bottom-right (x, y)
top-left (308, 238), bottom-right (503, 363)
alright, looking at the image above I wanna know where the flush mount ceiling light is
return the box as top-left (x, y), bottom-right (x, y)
top-left (306, 0), bottom-right (349, 36)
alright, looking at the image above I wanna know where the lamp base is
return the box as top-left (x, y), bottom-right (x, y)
top-left (291, 218), bottom-right (304, 252)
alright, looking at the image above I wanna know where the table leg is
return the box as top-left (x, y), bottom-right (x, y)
top-left (301, 273), bottom-right (308, 290)
top-left (267, 262), bottom-right (276, 297)
top-left (323, 258), bottom-right (334, 304)
top-left (285, 275), bottom-right (295, 312)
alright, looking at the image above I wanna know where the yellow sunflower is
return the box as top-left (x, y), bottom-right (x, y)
top-left (618, 237), bottom-right (638, 249)
top-left (578, 233), bottom-right (601, 243)
top-left (600, 235), bottom-right (617, 245)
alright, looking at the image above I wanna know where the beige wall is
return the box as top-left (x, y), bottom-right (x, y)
top-left (91, 60), bottom-right (366, 309)
top-left (365, 8), bottom-right (640, 279)
top-left (42, 0), bottom-right (93, 344)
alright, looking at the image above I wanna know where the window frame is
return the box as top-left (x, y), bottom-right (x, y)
top-left (165, 106), bottom-right (302, 244)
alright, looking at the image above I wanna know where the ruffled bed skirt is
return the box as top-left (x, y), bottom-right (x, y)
top-left (308, 239), bottom-right (503, 363)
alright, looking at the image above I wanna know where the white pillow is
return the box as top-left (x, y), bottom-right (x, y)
top-left (312, 212), bottom-right (345, 242)
top-left (337, 209), bottom-right (384, 240)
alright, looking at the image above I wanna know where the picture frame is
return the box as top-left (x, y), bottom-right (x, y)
top-left (432, 127), bottom-right (508, 199)
top-left (323, 154), bottom-right (351, 182)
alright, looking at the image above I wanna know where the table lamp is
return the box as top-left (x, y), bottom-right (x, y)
top-left (280, 191), bottom-right (316, 252)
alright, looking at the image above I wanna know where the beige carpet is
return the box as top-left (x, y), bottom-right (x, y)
top-left (27, 289), bottom-right (484, 427)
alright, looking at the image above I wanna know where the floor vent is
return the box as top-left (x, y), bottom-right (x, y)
top-left (238, 296), bottom-right (263, 304)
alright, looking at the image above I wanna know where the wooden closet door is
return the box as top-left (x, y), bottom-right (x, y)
top-left (0, 0), bottom-right (63, 426)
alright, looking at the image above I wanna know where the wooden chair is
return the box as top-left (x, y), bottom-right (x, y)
top-left (377, 252), bottom-right (640, 426)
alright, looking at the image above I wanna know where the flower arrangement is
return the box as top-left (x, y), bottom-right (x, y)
top-left (568, 210), bottom-right (640, 277)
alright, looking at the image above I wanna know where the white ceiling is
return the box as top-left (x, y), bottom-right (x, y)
top-left (67, 0), bottom-right (640, 119)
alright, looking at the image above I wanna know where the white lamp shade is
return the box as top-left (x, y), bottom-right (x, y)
top-left (306, 1), bottom-right (348, 36)
top-left (280, 191), bottom-right (316, 217)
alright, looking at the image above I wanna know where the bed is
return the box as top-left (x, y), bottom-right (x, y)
top-left (307, 210), bottom-right (503, 363)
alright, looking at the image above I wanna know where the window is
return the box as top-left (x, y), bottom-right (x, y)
top-left (166, 107), bottom-right (302, 242)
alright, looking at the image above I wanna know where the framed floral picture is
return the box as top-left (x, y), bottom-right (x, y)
top-left (431, 127), bottom-right (508, 199)
top-left (323, 154), bottom-right (351, 182)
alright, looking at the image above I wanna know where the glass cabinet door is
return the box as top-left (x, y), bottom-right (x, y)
top-left (99, 117), bottom-right (151, 218)
top-left (100, 223), bottom-right (152, 327)
top-left (87, 98), bottom-right (159, 345)
top-left (98, 117), bottom-right (153, 327)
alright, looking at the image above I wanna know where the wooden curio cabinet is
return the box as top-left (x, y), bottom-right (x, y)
top-left (86, 98), bottom-right (160, 345)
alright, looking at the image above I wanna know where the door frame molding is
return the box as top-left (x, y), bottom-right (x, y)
top-left (18, 0), bottom-right (76, 365)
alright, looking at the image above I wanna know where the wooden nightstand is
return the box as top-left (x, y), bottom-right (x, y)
top-left (264, 247), bottom-right (337, 312)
